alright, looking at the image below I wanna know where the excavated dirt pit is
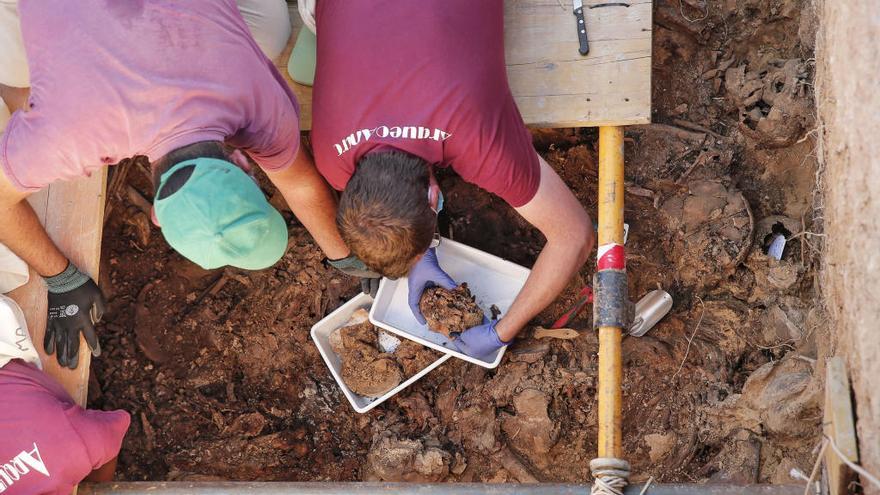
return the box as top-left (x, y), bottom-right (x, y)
top-left (90, 0), bottom-right (826, 485)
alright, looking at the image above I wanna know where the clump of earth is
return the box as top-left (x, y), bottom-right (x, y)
top-left (419, 284), bottom-right (485, 338)
top-left (331, 309), bottom-right (441, 397)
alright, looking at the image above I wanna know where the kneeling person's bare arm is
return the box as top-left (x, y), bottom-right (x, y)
top-left (501, 155), bottom-right (594, 339)
top-left (0, 173), bottom-right (67, 277)
top-left (0, 171), bottom-right (105, 369)
top-left (263, 139), bottom-right (351, 260)
top-left (455, 155), bottom-right (593, 357)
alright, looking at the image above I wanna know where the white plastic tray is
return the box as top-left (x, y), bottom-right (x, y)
top-left (311, 293), bottom-right (451, 413)
top-left (369, 238), bottom-right (532, 368)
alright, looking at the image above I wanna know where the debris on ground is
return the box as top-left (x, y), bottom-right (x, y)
top-left (364, 434), bottom-right (452, 482)
top-left (724, 59), bottom-right (813, 148)
top-left (659, 179), bottom-right (753, 290)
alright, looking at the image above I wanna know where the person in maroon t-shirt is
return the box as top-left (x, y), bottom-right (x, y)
top-left (306, 0), bottom-right (594, 358)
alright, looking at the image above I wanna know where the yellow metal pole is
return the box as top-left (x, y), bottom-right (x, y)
top-left (596, 126), bottom-right (625, 460)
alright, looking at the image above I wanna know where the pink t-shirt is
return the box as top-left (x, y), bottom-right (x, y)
top-left (0, 0), bottom-right (300, 192)
top-left (311, 0), bottom-right (540, 207)
top-left (0, 360), bottom-right (130, 495)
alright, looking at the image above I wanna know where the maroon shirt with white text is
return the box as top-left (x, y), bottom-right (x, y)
top-left (311, 0), bottom-right (540, 207)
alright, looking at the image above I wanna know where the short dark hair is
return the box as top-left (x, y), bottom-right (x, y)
top-left (338, 151), bottom-right (435, 278)
top-left (152, 141), bottom-right (230, 198)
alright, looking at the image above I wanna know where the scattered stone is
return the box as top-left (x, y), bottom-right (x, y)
top-left (502, 389), bottom-right (559, 468)
top-left (740, 358), bottom-right (821, 438)
top-left (485, 362), bottom-right (529, 403)
top-left (494, 446), bottom-right (540, 483)
top-left (724, 59), bottom-right (813, 148)
top-left (165, 432), bottom-right (308, 478)
top-left (452, 406), bottom-right (498, 453)
top-left (767, 261), bottom-right (800, 291)
top-left (764, 303), bottom-right (803, 342)
top-left (705, 429), bottom-right (761, 483)
top-left (223, 412), bottom-right (267, 438)
top-left (396, 393), bottom-right (435, 429)
top-left (771, 458), bottom-right (804, 485)
top-left (644, 433), bottom-right (676, 463)
top-left (364, 435), bottom-right (451, 482)
top-left (451, 452), bottom-right (468, 475)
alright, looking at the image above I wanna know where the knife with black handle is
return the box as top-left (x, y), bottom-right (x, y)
top-left (573, 0), bottom-right (590, 56)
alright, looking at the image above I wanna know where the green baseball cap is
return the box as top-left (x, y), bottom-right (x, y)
top-left (154, 158), bottom-right (288, 270)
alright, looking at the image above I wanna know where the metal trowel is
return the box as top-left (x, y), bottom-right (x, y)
top-left (627, 289), bottom-right (673, 337)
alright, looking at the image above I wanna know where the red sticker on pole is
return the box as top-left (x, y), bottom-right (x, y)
top-left (597, 243), bottom-right (625, 270)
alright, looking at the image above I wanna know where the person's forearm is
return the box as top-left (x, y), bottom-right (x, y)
top-left (0, 199), bottom-right (68, 277)
top-left (494, 236), bottom-right (591, 341)
top-left (492, 153), bottom-right (593, 342)
top-left (283, 179), bottom-right (350, 259)
top-left (266, 145), bottom-right (350, 259)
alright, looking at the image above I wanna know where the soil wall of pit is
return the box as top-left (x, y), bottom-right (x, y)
top-left (817, 0), bottom-right (880, 489)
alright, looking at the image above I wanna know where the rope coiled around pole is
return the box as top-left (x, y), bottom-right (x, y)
top-left (590, 458), bottom-right (631, 495)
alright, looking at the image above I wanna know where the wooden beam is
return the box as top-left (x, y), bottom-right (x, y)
top-left (824, 356), bottom-right (859, 495)
top-left (276, 1), bottom-right (652, 130)
top-left (8, 170), bottom-right (107, 406)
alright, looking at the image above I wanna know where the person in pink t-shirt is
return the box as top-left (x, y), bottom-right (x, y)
top-left (0, 0), bottom-right (369, 371)
top-left (304, 0), bottom-right (594, 359)
top-left (0, 295), bottom-right (131, 494)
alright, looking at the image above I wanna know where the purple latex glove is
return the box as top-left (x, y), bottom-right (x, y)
top-left (453, 319), bottom-right (509, 359)
top-left (407, 248), bottom-right (457, 324)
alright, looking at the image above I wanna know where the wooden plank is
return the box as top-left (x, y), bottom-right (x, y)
top-left (277, 0), bottom-right (652, 130)
top-left (7, 170), bottom-right (106, 407)
top-left (504, 0), bottom-right (652, 127)
top-left (824, 356), bottom-right (859, 495)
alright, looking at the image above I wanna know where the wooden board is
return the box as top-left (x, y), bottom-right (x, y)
top-left (505, 0), bottom-right (652, 127)
top-left (8, 170), bottom-right (107, 407)
top-left (276, 0), bottom-right (652, 130)
top-left (824, 356), bottom-right (859, 495)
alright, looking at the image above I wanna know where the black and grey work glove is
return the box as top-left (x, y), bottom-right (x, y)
top-left (326, 254), bottom-right (382, 298)
top-left (44, 262), bottom-right (105, 369)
